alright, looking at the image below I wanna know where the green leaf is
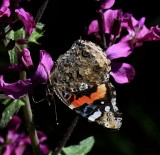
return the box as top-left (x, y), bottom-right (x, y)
top-left (6, 28), bottom-right (25, 64)
top-left (6, 27), bottom-right (26, 40)
top-left (28, 22), bottom-right (45, 44)
top-left (47, 152), bottom-right (53, 155)
top-left (0, 99), bottom-right (24, 128)
top-left (5, 23), bottom-right (45, 64)
top-left (7, 45), bottom-right (19, 64)
top-left (59, 136), bottom-right (95, 155)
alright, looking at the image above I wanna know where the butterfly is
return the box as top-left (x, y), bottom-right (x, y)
top-left (47, 39), bottom-right (122, 129)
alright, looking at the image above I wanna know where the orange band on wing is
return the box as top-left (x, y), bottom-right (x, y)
top-left (70, 84), bottom-right (107, 108)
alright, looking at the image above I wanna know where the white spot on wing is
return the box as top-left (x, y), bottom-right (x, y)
top-left (88, 110), bottom-right (102, 122)
top-left (111, 98), bottom-right (118, 111)
top-left (69, 104), bottom-right (75, 109)
top-left (105, 106), bottom-right (110, 112)
top-left (79, 83), bottom-right (88, 91)
top-left (101, 101), bottom-right (104, 104)
top-left (115, 117), bottom-right (122, 129)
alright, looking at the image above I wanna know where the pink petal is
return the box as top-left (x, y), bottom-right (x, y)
top-left (20, 48), bottom-right (34, 69)
top-left (37, 131), bottom-right (48, 142)
top-left (32, 50), bottom-right (54, 83)
top-left (121, 13), bottom-right (136, 30)
top-left (135, 25), bottom-right (149, 39)
top-left (138, 17), bottom-right (146, 29)
top-left (87, 20), bottom-right (99, 35)
top-left (40, 144), bottom-right (50, 154)
top-left (122, 14), bottom-right (149, 40)
top-left (15, 145), bottom-right (26, 155)
top-left (0, 75), bottom-right (32, 99)
top-left (120, 35), bottom-right (132, 42)
top-left (37, 131), bottom-right (49, 154)
top-left (101, 0), bottom-right (115, 9)
top-left (104, 9), bottom-right (122, 34)
top-left (106, 41), bottom-right (133, 60)
top-left (7, 115), bottom-right (22, 132)
top-left (0, 0), bottom-right (11, 17)
top-left (110, 62), bottom-right (135, 83)
top-left (141, 25), bottom-right (160, 41)
top-left (3, 146), bottom-right (13, 155)
top-left (0, 136), bottom-right (4, 143)
top-left (15, 8), bottom-right (36, 36)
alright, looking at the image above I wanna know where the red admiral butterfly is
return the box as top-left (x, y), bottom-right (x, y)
top-left (48, 39), bottom-right (122, 129)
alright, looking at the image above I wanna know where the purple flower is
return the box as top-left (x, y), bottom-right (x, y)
top-left (0, 0), bottom-right (36, 36)
top-left (88, 9), bottom-right (134, 83)
top-left (31, 50), bottom-right (54, 84)
top-left (0, 115), bottom-right (49, 155)
top-left (95, 0), bottom-right (115, 9)
top-left (19, 48), bottom-right (34, 69)
top-left (102, 0), bottom-right (115, 9)
top-left (88, 9), bottom-right (123, 38)
top-left (106, 41), bottom-right (135, 83)
top-left (121, 13), bottom-right (160, 47)
top-left (87, 9), bottom-right (160, 84)
top-left (0, 49), bottom-right (54, 99)
top-left (0, 0), bottom-right (11, 17)
top-left (15, 8), bottom-right (36, 36)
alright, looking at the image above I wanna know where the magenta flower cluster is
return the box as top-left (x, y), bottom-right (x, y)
top-left (0, 1), bottom-right (53, 154)
top-left (0, 0), bottom-right (35, 36)
top-left (0, 49), bottom-right (54, 99)
top-left (0, 0), bottom-right (54, 99)
top-left (0, 115), bottom-right (49, 155)
top-left (88, 0), bottom-right (160, 83)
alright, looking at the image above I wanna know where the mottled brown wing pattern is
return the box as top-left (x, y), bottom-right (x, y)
top-left (48, 39), bottom-right (122, 129)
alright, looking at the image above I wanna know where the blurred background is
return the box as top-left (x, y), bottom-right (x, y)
top-left (12, 0), bottom-right (160, 154)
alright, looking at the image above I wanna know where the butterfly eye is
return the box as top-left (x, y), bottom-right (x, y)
top-left (82, 50), bottom-right (90, 57)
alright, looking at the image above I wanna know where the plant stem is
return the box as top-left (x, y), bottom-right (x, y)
top-left (35, 0), bottom-right (50, 23)
top-left (20, 71), bottom-right (42, 155)
top-left (53, 115), bottom-right (80, 155)
top-left (18, 1), bottom-right (51, 154)
top-left (98, 9), bottom-right (107, 50)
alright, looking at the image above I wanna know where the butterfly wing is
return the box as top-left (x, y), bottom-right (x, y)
top-left (52, 81), bottom-right (122, 129)
top-left (49, 39), bottom-right (122, 129)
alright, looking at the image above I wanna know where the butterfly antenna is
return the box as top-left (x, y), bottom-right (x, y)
top-left (32, 96), bottom-right (45, 103)
top-left (40, 63), bottom-right (59, 125)
top-left (52, 94), bottom-right (59, 125)
top-left (46, 87), bottom-right (59, 125)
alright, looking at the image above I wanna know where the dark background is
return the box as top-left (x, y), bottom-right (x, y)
top-left (20, 0), bottom-right (160, 155)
